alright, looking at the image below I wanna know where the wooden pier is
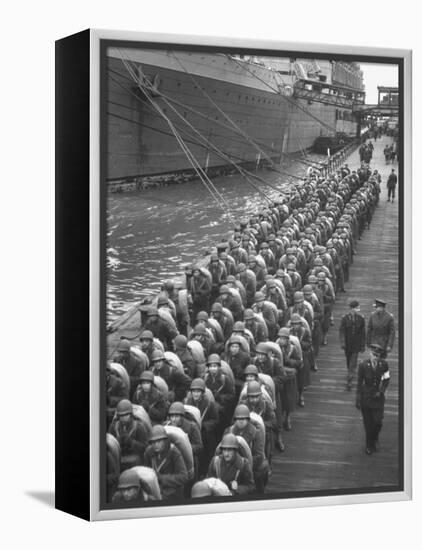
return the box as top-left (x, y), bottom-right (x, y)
top-left (268, 135), bottom-right (400, 494)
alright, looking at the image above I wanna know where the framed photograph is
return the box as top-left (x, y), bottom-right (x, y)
top-left (55, 29), bottom-right (412, 521)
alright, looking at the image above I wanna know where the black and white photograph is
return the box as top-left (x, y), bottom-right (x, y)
top-left (102, 39), bottom-right (405, 511)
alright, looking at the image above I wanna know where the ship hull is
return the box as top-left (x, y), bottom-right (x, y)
top-left (106, 50), bottom-right (358, 182)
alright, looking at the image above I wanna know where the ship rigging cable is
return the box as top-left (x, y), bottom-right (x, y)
top-left (108, 68), bottom-right (307, 184)
top-left (170, 52), bottom-right (320, 172)
top-left (108, 63), bottom-right (324, 172)
top-left (119, 53), bottom-right (236, 224)
top-left (228, 55), bottom-right (339, 135)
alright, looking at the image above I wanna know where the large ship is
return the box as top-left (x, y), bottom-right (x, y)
top-left (106, 48), bottom-right (365, 183)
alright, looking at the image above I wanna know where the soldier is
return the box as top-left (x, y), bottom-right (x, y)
top-left (173, 334), bottom-right (197, 378)
top-left (252, 291), bottom-right (278, 341)
top-left (277, 327), bottom-right (301, 429)
top-left (215, 284), bottom-right (244, 322)
top-left (204, 354), bottom-right (235, 434)
top-left (366, 298), bottom-right (395, 355)
top-left (226, 404), bottom-right (269, 494)
top-left (143, 307), bottom-right (178, 351)
top-left (106, 362), bottom-right (129, 427)
top-left (149, 349), bottom-right (191, 403)
top-left (356, 344), bottom-right (391, 454)
top-left (206, 252), bottom-right (227, 302)
top-left (339, 300), bottom-right (366, 390)
top-left (132, 370), bottom-right (168, 424)
top-left (189, 266), bottom-right (212, 320)
top-left (111, 469), bottom-right (146, 506)
top-left (210, 302), bottom-right (233, 342)
top-left (108, 399), bottom-right (149, 471)
top-left (237, 262), bottom-right (257, 308)
top-left (387, 169), bottom-right (397, 202)
top-left (244, 308), bottom-right (268, 344)
top-left (289, 313), bottom-right (312, 407)
top-left (207, 433), bottom-right (255, 496)
top-left (144, 425), bottom-right (188, 500)
top-left (138, 330), bottom-right (157, 364)
top-left (223, 335), bottom-right (251, 396)
top-left (113, 339), bottom-right (145, 396)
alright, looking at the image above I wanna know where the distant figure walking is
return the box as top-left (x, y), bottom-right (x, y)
top-left (386, 169), bottom-right (397, 202)
top-left (339, 300), bottom-right (366, 390)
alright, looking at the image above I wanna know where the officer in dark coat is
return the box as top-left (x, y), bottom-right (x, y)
top-left (339, 300), bottom-right (366, 390)
top-left (386, 169), bottom-right (397, 202)
top-left (356, 344), bottom-right (390, 454)
top-left (366, 298), bottom-right (395, 354)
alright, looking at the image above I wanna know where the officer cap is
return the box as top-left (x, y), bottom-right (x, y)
top-left (220, 433), bottom-right (239, 450)
top-left (244, 308), bottom-right (255, 321)
top-left (219, 285), bottom-right (230, 295)
top-left (211, 302), bottom-right (223, 313)
top-left (374, 298), bottom-right (386, 307)
top-left (244, 364), bottom-right (259, 377)
top-left (139, 330), bottom-right (153, 341)
top-left (290, 313), bottom-right (302, 324)
top-left (174, 334), bottom-right (188, 349)
top-left (233, 321), bottom-right (245, 333)
top-left (168, 402), bottom-right (185, 416)
top-left (247, 380), bottom-right (262, 397)
top-left (190, 378), bottom-right (206, 392)
top-left (149, 425), bottom-right (169, 442)
top-left (370, 343), bottom-right (384, 354)
top-left (196, 311), bottom-right (209, 321)
top-left (254, 291), bottom-right (265, 302)
top-left (151, 349), bottom-right (165, 362)
top-left (157, 294), bottom-right (168, 307)
top-left (116, 399), bottom-right (132, 417)
top-left (191, 481), bottom-right (212, 498)
top-left (117, 469), bottom-right (141, 490)
top-left (349, 300), bottom-right (360, 309)
top-left (207, 354), bottom-right (221, 366)
top-left (294, 291), bottom-right (304, 303)
top-left (278, 327), bottom-right (290, 338)
top-left (233, 404), bottom-right (251, 420)
top-left (139, 370), bottom-right (154, 383)
top-left (117, 339), bottom-right (131, 353)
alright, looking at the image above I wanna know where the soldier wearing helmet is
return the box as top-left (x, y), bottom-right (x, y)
top-left (138, 330), bottom-right (157, 363)
top-left (113, 338), bottom-right (145, 396)
top-left (150, 349), bottom-right (191, 403)
top-left (108, 399), bottom-right (149, 471)
top-left (188, 265), bottom-right (212, 320)
top-left (289, 314), bottom-right (313, 407)
top-left (106, 362), bottom-right (130, 427)
top-left (173, 334), bottom-right (197, 378)
top-left (166, 402), bottom-right (203, 471)
top-left (240, 381), bottom-right (276, 464)
top-left (276, 327), bottom-right (301, 430)
top-left (237, 262), bottom-right (257, 308)
top-left (243, 308), bottom-right (268, 344)
top-left (144, 425), bottom-right (188, 500)
top-left (316, 270), bottom-right (335, 346)
top-left (205, 354), bottom-right (235, 434)
top-left (206, 252), bottom-right (228, 302)
top-left (222, 335), bottom-right (251, 397)
top-left (226, 404), bottom-right (269, 493)
top-left (213, 284), bottom-right (244, 322)
top-left (286, 291), bottom-right (314, 334)
top-left (142, 306), bottom-right (179, 352)
top-left (111, 469), bottom-right (145, 505)
top-left (210, 301), bottom-right (234, 342)
top-left (189, 322), bottom-right (214, 357)
top-left (207, 433), bottom-right (254, 495)
top-left (132, 370), bottom-right (168, 425)
top-left (252, 291), bottom-right (278, 341)
top-left (303, 284), bottom-right (323, 361)
top-left (247, 254), bottom-right (267, 291)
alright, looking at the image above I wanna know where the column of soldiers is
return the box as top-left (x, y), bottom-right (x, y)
top-left (106, 159), bottom-right (385, 505)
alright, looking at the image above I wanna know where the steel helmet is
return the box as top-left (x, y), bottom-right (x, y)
top-left (303, 284), bottom-right (313, 293)
top-left (247, 380), bottom-right (262, 396)
top-left (168, 402), bottom-right (185, 416)
top-left (314, 257), bottom-right (323, 265)
top-left (219, 285), bottom-right (230, 295)
top-left (244, 364), bottom-right (259, 377)
top-left (308, 275), bottom-right (318, 283)
top-left (211, 302), bottom-right (223, 313)
top-left (294, 291), bottom-right (304, 303)
top-left (237, 263), bottom-right (246, 272)
top-left (244, 309), bottom-right (255, 320)
top-left (116, 399), bottom-right (132, 417)
top-left (210, 252), bottom-right (219, 262)
top-left (139, 330), bottom-right (153, 341)
top-left (147, 307), bottom-right (159, 317)
top-left (233, 321), bottom-right (245, 332)
top-left (192, 323), bottom-right (207, 336)
top-left (149, 425), bottom-right (168, 442)
top-left (173, 334), bottom-right (188, 349)
top-left (196, 311), bottom-right (209, 321)
top-left (163, 279), bottom-right (175, 291)
top-left (191, 480), bottom-right (212, 498)
top-left (254, 291), bottom-right (265, 302)
top-left (220, 433), bottom-right (239, 450)
top-left (190, 378), bottom-right (206, 392)
top-left (255, 342), bottom-right (268, 355)
top-left (226, 275), bottom-right (236, 283)
top-left (287, 263), bottom-right (296, 271)
top-left (206, 354), bottom-right (221, 366)
top-left (117, 469), bottom-right (140, 490)
top-left (151, 349), bottom-right (165, 362)
top-left (290, 313), bottom-right (302, 324)
top-left (278, 327), bottom-right (290, 338)
top-left (266, 279), bottom-right (276, 288)
top-left (117, 339), bottom-right (131, 353)
top-left (233, 404), bottom-right (251, 420)
top-left (157, 294), bottom-right (168, 306)
top-left (228, 335), bottom-right (243, 346)
top-left (248, 256), bottom-right (257, 264)
top-left (139, 370), bottom-right (154, 383)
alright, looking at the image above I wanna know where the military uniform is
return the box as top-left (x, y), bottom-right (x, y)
top-left (339, 307), bottom-right (366, 387)
top-left (356, 354), bottom-right (390, 453)
top-left (367, 307), bottom-right (395, 353)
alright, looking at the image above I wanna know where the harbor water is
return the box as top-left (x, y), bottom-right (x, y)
top-left (106, 155), bottom-right (324, 321)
